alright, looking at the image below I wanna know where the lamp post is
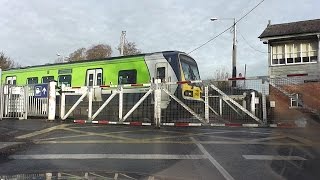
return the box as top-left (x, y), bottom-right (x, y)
top-left (211, 17), bottom-right (237, 87)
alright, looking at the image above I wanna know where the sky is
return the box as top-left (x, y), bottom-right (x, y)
top-left (0, 0), bottom-right (319, 79)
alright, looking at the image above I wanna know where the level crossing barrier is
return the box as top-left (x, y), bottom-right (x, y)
top-left (60, 78), bottom-right (267, 127)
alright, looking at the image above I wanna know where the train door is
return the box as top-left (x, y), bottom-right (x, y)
top-left (155, 63), bottom-right (169, 107)
top-left (86, 69), bottom-right (103, 86)
top-left (5, 76), bottom-right (16, 85)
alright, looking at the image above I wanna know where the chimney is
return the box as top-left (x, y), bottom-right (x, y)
top-left (267, 20), bottom-right (271, 27)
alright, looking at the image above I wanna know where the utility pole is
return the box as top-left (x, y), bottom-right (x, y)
top-left (231, 18), bottom-right (237, 87)
top-left (210, 17), bottom-right (237, 87)
top-left (120, 31), bottom-right (126, 56)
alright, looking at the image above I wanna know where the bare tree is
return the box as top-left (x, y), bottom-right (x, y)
top-left (0, 52), bottom-right (18, 70)
top-left (67, 48), bottom-right (86, 62)
top-left (117, 41), bottom-right (141, 56)
top-left (214, 68), bottom-right (230, 81)
top-left (86, 44), bottom-right (112, 60)
top-left (206, 68), bottom-right (230, 89)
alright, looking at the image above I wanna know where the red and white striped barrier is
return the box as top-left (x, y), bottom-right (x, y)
top-left (73, 120), bottom-right (300, 128)
top-left (165, 80), bottom-right (203, 85)
top-left (73, 120), bottom-right (152, 126)
top-left (100, 83), bottom-right (151, 88)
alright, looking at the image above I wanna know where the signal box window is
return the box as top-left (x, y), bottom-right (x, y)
top-left (58, 75), bottom-right (72, 87)
top-left (42, 76), bottom-right (54, 84)
top-left (27, 77), bottom-right (38, 85)
top-left (118, 70), bottom-right (137, 84)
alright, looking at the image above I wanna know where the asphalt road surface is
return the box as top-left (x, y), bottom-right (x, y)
top-left (0, 120), bottom-right (319, 180)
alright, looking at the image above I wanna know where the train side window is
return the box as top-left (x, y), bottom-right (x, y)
top-left (88, 74), bottom-right (94, 86)
top-left (58, 75), bottom-right (72, 87)
top-left (6, 76), bottom-right (16, 85)
top-left (42, 76), bottom-right (54, 84)
top-left (97, 72), bottom-right (102, 86)
top-left (156, 67), bottom-right (166, 82)
top-left (118, 70), bottom-right (137, 85)
top-left (27, 77), bottom-right (38, 85)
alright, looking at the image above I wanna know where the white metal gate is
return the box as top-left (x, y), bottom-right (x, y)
top-left (27, 85), bottom-right (48, 117)
top-left (0, 84), bottom-right (49, 119)
top-left (0, 85), bottom-right (27, 119)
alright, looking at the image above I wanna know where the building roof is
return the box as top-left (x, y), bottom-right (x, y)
top-left (259, 19), bottom-right (320, 39)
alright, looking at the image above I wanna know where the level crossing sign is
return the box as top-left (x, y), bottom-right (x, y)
top-left (34, 84), bottom-right (48, 98)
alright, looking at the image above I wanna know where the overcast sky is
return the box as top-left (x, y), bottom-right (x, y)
top-left (0, 0), bottom-right (319, 78)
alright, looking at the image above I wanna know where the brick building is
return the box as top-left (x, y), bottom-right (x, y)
top-left (259, 19), bottom-right (320, 78)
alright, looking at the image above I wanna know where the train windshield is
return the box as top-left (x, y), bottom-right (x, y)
top-left (180, 55), bottom-right (200, 81)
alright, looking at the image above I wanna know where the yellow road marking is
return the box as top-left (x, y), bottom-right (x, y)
top-left (142, 130), bottom-right (237, 141)
top-left (198, 134), bottom-right (250, 142)
top-left (37, 134), bottom-right (92, 141)
top-left (37, 129), bottom-right (149, 141)
top-left (61, 127), bottom-right (135, 141)
top-left (15, 124), bottom-right (69, 139)
top-left (249, 135), bottom-right (287, 142)
top-left (286, 134), bottom-right (314, 145)
top-left (35, 140), bottom-right (194, 144)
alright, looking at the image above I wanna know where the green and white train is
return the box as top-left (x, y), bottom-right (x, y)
top-left (1, 51), bottom-right (202, 100)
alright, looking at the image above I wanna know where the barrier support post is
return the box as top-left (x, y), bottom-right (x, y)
top-left (48, 81), bottom-right (56, 121)
top-left (88, 87), bottom-right (93, 121)
top-left (154, 79), bottom-right (162, 128)
top-left (204, 86), bottom-right (209, 123)
top-left (119, 86), bottom-right (123, 121)
top-left (60, 84), bottom-right (66, 120)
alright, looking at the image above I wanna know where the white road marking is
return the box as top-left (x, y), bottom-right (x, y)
top-left (34, 140), bottom-right (313, 146)
top-left (10, 154), bottom-right (206, 160)
top-left (190, 137), bottom-right (234, 180)
top-left (242, 155), bottom-right (307, 160)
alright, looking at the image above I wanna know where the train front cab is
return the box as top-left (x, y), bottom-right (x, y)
top-left (178, 54), bottom-right (202, 101)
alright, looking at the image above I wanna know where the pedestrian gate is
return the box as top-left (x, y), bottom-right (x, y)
top-left (0, 84), bottom-right (50, 119)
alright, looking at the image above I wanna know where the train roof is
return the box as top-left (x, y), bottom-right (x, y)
top-left (4, 50), bottom-right (186, 71)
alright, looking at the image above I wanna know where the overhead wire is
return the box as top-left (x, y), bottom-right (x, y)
top-left (187, 0), bottom-right (265, 54)
top-left (239, 31), bottom-right (268, 53)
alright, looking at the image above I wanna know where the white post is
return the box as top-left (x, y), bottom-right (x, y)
top-left (154, 79), bottom-right (162, 128)
top-left (219, 97), bottom-right (223, 116)
top-left (118, 86), bottom-right (123, 121)
top-left (0, 68), bottom-right (2, 119)
top-left (242, 92), bottom-right (247, 109)
top-left (262, 81), bottom-right (267, 123)
top-left (250, 91), bottom-right (256, 115)
top-left (60, 84), bottom-right (66, 120)
top-left (317, 34), bottom-right (320, 75)
top-left (242, 92), bottom-right (247, 116)
top-left (0, 68), bottom-right (2, 86)
top-left (23, 86), bottom-right (29, 120)
top-left (48, 81), bottom-right (56, 121)
top-left (204, 86), bottom-right (209, 123)
top-left (88, 87), bottom-right (93, 121)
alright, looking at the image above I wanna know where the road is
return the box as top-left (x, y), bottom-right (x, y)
top-left (0, 119), bottom-right (319, 180)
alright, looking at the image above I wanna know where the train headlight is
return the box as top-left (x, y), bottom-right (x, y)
top-left (184, 90), bottom-right (193, 97)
